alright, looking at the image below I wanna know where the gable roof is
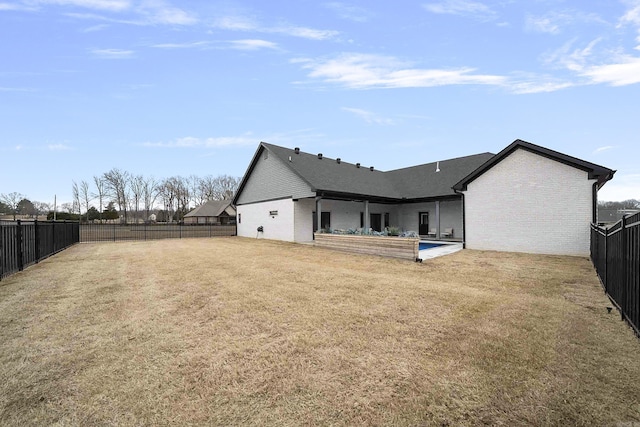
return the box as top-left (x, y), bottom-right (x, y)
top-left (453, 139), bottom-right (616, 191)
top-left (184, 200), bottom-right (234, 218)
top-left (233, 142), bottom-right (495, 204)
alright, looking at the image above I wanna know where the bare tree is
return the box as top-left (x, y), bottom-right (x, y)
top-left (130, 175), bottom-right (145, 223)
top-left (79, 180), bottom-right (92, 222)
top-left (0, 192), bottom-right (26, 220)
top-left (33, 201), bottom-right (51, 217)
top-left (92, 175), bottom-right (106, 222)
top-left (189, 175), bottom-right (204, 207)
top-left (199, 175), bottom-right (216, 201)
top-left (158, 178), bottom-right (177, 222)
top-left (72, 181), bottom-right (81, 218)
top-left (142, 176), bottom-right (158, 221)
top-left (103, 168), bottom-right (131, 223)
top-left (213, 175), bottom-right (241, 200)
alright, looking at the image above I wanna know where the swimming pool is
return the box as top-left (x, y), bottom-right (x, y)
top-left (419, 242), bottom-right (445, 250)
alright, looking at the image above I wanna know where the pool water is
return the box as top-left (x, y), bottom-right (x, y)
top-left (419, 242), bottom-right (445, 250)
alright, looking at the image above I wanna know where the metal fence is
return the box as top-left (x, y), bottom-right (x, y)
top-left (0, 220), bottom-right (79, 281)
top-left (80, 223), bottom-right (236, 242)
top-left (591, 212), bottom-right (640, 336)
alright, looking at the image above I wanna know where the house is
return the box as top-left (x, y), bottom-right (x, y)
top-left (183, 200), bottom-right (236, 225)
top-left (233, 139), bottom-right (614, 256)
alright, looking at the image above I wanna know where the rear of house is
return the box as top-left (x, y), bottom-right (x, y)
top-left (234, 140), bottom-right (614, 256)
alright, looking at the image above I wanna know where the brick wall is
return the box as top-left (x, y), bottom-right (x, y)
top-left (463, 148), bottom-right (596, 256)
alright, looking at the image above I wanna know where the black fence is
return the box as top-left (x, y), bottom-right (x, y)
top-left (80, 223), bottom-right (236, 242)
top-left (591, 212), bottom-right (640, 336)
top-left (0, 220), bottom-right (80, 281)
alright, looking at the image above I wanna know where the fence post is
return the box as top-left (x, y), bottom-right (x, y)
top-left (34, 219), bottom-right (40, 263)
top-left (16, 220), bottom-right (23, 271)
top-left (621, 215), bottom-right (627, 321)
top-left (604, 225), bottom-right (608, 294)
top-left (0, 223), bottom-right (4, 280)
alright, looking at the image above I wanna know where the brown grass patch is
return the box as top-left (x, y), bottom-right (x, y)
top-left (1, 238), bottom-right (639, 425)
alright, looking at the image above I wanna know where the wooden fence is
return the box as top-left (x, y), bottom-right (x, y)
top-left (80, 223), bottom-right (236, 242)
top-left (314, 233), bottom-right (419, 261)
top-left (591, 212), bottom-right (640, 336)
top-left (0, 220), bottom-right (79, 281)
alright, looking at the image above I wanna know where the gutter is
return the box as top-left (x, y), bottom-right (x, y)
top-left (453, 188), bottom-right (466, 249)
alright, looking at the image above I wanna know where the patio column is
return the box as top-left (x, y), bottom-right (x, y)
top-left (316, 197), bottom-right (322, 232)
top-left (435, 201), bottom-right (441, 239)
top-left (364, 200), bottom-right (370, 231)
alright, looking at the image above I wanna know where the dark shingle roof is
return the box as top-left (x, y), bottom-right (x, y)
top-left (262, 142), bottom-right (494, 201)
top-left (453, 139), bottom-right (615, 191)
top-left (184, 200), bottom-right (234, 218)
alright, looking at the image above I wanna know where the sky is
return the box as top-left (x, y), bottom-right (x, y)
top-left (1, 0), bottom-right (640, 208)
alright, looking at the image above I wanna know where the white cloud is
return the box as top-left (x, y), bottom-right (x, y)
top-left (48, 143), bottom-right (72, 151)
top-left (91, 48), bottom-right (134, 58)
top-left (152, 40), bottom-right (211, 49)
top-left (212, 15), bottom-right (339, 40)
top-left (525, 14), bottom-right (562, 35)
top-left (143, 135), bottom-right (258, 148)
top-left (294, 53), bottom-right (506, 89)
top-left (140, 2), bottom-right (196, 25)
top-left (525, 11), bottom-right (605, 35)
top-left (342, 107), bottom-right (394, 125)
top-left (593, 146), bottom-right (615, 154)
top-left (422, 0), bottom-right (495, 20)
top-left (0, 2), bottom-right (37, 11)
top-left (229, 39), bottom-right (278, 50)
top-left (323, 2), bottom-right (371, 22)
top-left (34, 0), bottom-right (131, 12)
top-left (581, 55), bottom-right (640, 85)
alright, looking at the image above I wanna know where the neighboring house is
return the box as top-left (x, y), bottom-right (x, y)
top-left (233, 139), bottom-right (614, 256)
top-left (183, 200), bottom-right (236, 225)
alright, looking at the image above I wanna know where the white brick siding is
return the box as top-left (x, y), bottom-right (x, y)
top-left (463, 148), bottom-right (596, 256)
top-left (237, 198), bottom-right (296, 242)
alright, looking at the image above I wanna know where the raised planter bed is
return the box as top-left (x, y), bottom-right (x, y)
top-left (313, 233), bottom-right (419, 261)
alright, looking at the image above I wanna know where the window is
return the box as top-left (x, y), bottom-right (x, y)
top-left (313, 211), bottom-right (331, 231)
top-left (384, 212), bottom-right (390, 228)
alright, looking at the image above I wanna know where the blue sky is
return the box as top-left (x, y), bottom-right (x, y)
top-left (1, 0), bottom-right (640, 206)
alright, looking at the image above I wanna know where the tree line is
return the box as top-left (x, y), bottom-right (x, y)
top-left (1, 170), bottom-right (241, 223)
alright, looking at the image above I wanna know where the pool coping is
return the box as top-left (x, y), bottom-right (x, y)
top-left (418, 240), bottom-right (463, 260)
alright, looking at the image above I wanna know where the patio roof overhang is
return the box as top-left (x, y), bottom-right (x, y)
top-left (314, 190), bottom-right (462, 205)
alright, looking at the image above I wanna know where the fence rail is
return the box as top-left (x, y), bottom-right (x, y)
top-left (80, 223), bottom-right (236, 242)
top-left (591, 211), bottom-right (640, 336)
top-left (0, 220), bottom-right (79, 281)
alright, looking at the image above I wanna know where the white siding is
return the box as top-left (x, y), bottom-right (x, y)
top-left (236, 148), bottom-right (315, 205)
top-left (463, 148), bottom-right (596, 256)
top-left (396, 200), bottom-right (462, 238)
top-left (237, 199), bottom-right (296, 242)
top-left (294, 198), bottom-right (315, 242)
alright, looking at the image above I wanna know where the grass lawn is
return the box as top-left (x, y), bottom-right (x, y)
top-left (1, 238), bottom-right (639, 426)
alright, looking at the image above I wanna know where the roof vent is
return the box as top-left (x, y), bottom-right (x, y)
top-left (356, 163), bottom-right (360, 168)
top-left (370, 166), bottom-right (374, 171)
top-left (436, 161), bottom-right (440, 173)
top-left (318, 153), bottom-right (323, 159)
top-left (294, 147), bottom-right (300, 154)
top-left (336, 158), bottom-right (341, 164)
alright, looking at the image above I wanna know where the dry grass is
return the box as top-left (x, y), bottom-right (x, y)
top-left (1, 238), bottom-right (639, 426)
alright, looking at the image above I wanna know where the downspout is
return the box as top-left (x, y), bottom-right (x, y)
top-left (592, 182), bottom-right (598, 224)
top-left (454, 189), bottom-right (466, 249)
